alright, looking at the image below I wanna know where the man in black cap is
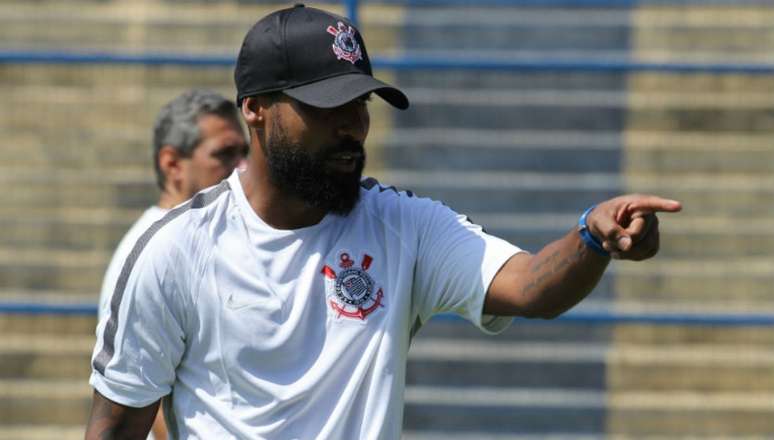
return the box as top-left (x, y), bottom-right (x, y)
top-left (85, 5), bottom-right (680, 439)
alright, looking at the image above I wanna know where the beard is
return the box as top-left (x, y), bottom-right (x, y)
top-left (263, 120), bottom-right (365, 216)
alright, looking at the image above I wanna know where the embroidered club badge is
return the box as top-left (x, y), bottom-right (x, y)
top-left (326, 21), bottom-right (363, 65)
top-left (321, 252), bottom-right (384, 320)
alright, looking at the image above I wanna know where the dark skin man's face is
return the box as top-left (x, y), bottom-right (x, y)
top-left (260, 94), bottom-right (371, 215)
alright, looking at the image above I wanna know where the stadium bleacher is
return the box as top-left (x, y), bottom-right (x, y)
top-left (1, 1), bottom-right (773, 438)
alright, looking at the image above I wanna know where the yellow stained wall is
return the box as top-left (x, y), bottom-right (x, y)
top-left (608, 4), bottom-right (774, 437)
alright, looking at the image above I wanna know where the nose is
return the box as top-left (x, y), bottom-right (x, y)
top-left (334, 100), bottom-right (369, 141)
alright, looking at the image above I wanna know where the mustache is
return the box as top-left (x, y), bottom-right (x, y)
top-left (321, 138), bottom-right (364, 158)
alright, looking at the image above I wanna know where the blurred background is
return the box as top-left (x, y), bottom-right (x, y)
top-left (1, 0), bottom-right (774, 438)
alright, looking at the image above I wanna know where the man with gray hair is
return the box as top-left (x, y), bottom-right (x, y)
top-left (97, 88), bottom-right (248, 438)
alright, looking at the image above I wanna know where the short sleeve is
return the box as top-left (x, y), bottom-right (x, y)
top-left (90, 235), bottom-right (188, 407)
top-left (411, 199), bottom-right (523, 334)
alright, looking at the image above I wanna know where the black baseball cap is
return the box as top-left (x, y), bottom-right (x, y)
top-left (234, 4), bottom-right (409, 110)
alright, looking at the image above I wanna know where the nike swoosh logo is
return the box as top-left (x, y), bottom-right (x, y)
top-left (226, 293), bottom-right (252, 310)
top-left (226, 292), bottom-right (281, 311)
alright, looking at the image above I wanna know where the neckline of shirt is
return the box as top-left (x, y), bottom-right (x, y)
top-left (228, 170), bottom-right (335, 236)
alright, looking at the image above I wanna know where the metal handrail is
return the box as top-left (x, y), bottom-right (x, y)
top-left (359, 0), bottom-right (774, 5)
top-left (3, 50), bottom-right (774, 75)
top-left (1, 302), bottom-right (772, 326)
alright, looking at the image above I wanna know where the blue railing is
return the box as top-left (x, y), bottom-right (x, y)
top-left (1, 302), bottom-right (773, 326)
top-left (0, 302), bottom-right (98, 316)
top-left (365, 0), bottom-right (774, 5)
top-left (4, 50), bottom-right (774, 75)
top-left (1, 0), bottom-right (772, 326)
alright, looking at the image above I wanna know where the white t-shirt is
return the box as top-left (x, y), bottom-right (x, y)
top-left (98, 206), bottom-right (168, 321)
top-left (91, 170), bottom-right (521, 439)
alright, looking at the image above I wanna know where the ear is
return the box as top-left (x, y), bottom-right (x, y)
top-left (241, 96), bottom-right (266, 129)
top-left (158, 145), bottom-right (185, 183)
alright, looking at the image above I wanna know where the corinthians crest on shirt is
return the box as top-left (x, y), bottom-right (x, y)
top-left (326, 21), bottom-right (362, 65)
top-left (321, 251), bottom-right (384, 320)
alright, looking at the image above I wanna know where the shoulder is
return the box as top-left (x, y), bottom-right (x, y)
top-left (359, 176), bottom-right (453, 218)
top-left (98, 206), bottom-right (168, 317)
top-left (358, 176), bottom-right (428, 213)
top-left (132, 181), bottom-right (233, 265)
top-left (357, 176), bottom-right (454, 235)
top-left (360, 177), bottom-right (417, 199)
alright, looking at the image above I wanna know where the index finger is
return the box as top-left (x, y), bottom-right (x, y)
top-left (622, 195), bottom-right (682, 219)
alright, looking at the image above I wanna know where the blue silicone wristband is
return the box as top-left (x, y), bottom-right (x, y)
top-left (578, 205), bottom-right (610, 257)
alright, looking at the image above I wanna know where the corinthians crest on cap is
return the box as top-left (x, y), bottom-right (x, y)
top-left (326, 21), bottom-right (363, 65)
top-left (321, 251), bottom-right (384, 320)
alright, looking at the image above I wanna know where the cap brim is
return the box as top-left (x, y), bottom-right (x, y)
top-left (283, 73), bottom-right (409, 110)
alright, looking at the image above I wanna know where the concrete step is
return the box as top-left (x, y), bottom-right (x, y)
top-left (395, 102), bottom-right (625, 131)
top-left (395, 97), bottom-right (774, 132)
top-left (402, 86), bottom-right (774, 111)
top-left (608, 398), bottom-right (774, 437)
top-left (403, 7), bottom-right (631, 28)
top-left (633, 6), bottom-right (774, 62)
top-left (0, 426), bottom-right (83, 440)
top-left (379, 170), bottom-right (621, 214)
top-left (392, 70), bottom-right (773, 115)
top-left (403, 387), bottom-right (605, 435)
top-left (616, 258), bottom-right (774, 302)
top-left (0, 289), bottom-right (97, 307)
top-left (395, 71), bottom-right (628, 93)
top-left (408, 333), bottom-right (774, 393)
top-left (0, 247), bottom-right (106, 293)
top-left (418, 315), bottom-right (613, 344)
top-left (0, 64), bottom-right (233, 96)
top-left (0, 379), bottom-right (91, 425)
top-left (612, 323), bottom-right (774, 346)
top-left (0, 335), bottom-right (93, 380)
top-left (403, 432), bottom-right (596, 440)
top-left (628, 71), bottom-right (774, 94)
top-left (609, 344), bottom-right (774, 392)
top-left (0, 13), bottom-right (250, 54)
top-left (408, 339), bottom-right (606, 390)
top-left (385, 128), bottom-right (774, 175)
top-left (401, 22), bottom-right (630, 52)
top-left (0, 218), bottom-right (129, 252)
top-left (404, 386), bottom-right (773, 435)
top-left (0, 313), bottom-right (97, 336)
top-left (383, 141), bottom-right (622, 174)
top-left (0, 178), bottom-right (156, 211)
top-left (377, 169), bottom-right (774, 216)
top-left (627, 107), bottom-right (774, 133)
top-left (0, 267), bottom-right (102, 293)
top-left (634, 32), bottom-right (774, 63)
top-left (633, 4), bottom-right (774, 29)
top-left (0, 137), bottom-right (152, 169)
top-left (0, 2), bottom-right (399, 53)
top-left (0, 205), bottom-right (138, 238)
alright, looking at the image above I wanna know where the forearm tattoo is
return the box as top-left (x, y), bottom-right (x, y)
top-left (523, 246), bottom-right (588, 296)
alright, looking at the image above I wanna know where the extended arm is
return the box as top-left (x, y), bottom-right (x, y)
top-left (84, 390), bottom-right (158, 440)
top-left (485, 194), bottom-right (681, 318)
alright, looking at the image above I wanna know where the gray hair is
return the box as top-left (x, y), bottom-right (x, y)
top-left (152, 89), bottom-right (240, 189)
